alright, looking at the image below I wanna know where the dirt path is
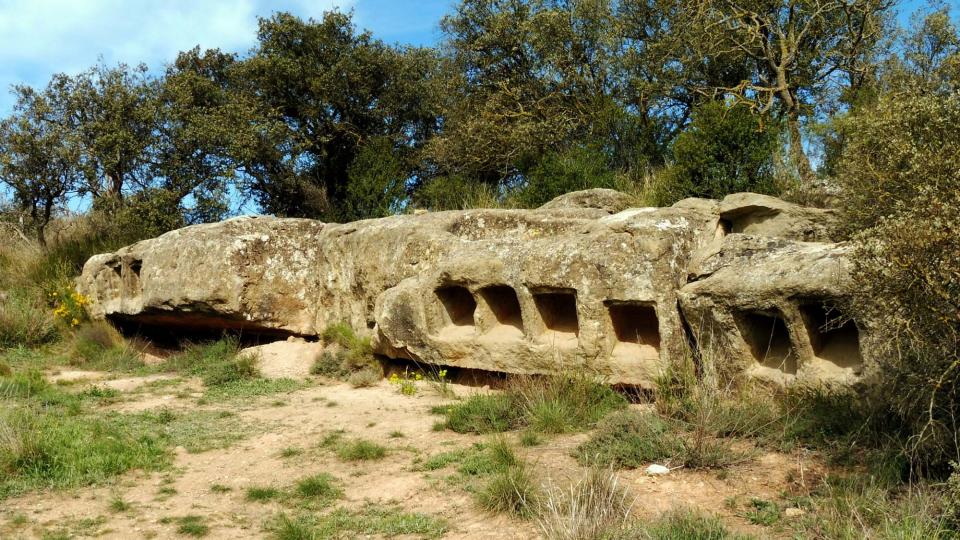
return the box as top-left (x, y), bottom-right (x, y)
top-left (1, 371), bottom-right (808, 539)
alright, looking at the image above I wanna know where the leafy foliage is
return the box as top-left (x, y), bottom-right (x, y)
top-left (653, 101), bottom-right (780, 205)
top-left (833, 16), bottom-right (960, 466)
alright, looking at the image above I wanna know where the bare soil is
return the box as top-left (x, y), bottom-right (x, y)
top-left (1, 365), bottom-right (817, 539)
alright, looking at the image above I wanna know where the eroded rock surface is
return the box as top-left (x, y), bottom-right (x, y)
top-left (79, 191), bottom-right (866, 387)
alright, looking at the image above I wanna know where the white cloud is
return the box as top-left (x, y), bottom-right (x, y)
top-left (0, 0), bottom-right (352, 110)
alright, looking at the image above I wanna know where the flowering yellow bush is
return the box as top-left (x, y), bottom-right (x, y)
top-left (49, 288), bottom-right (90, 328)
top-left (389, 369), bottom-right (420, 396)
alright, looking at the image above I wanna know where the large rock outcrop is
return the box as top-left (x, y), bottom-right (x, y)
top-left (79, 190), bottom-right (865, 387)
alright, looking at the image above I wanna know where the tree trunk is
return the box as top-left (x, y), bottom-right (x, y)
top-left (787, 113), bottom-right (816, 186)
top-left (107, 170), bottom-right (123, 198)
top-left (36, 224), bottom-right (46, 249)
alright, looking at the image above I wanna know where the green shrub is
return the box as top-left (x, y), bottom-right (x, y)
top-left (309, 350), bottom-right (343, 377)
top-left (201, 354), bottom-right (258, 386)
top-left (69, 321), bottom-right (144, 372)
top-left (837, 89), bottom-right (960, 469)
top-left (71, 320), bottom-right (122, 354)
top-left (651, 101), bottom-right (780, 206)
top-left (794, 473), bottom-right (950, 539)
top-left (413, 175), bottom-right (503, 211)
top-left (945, 462), bottom-right (960, 530)
top-left (164, 338), bottom-right (259, 387)
top-left (347, 367), bottom-right (381, 388)
top-left (509, 145), bottom-right (620, 208)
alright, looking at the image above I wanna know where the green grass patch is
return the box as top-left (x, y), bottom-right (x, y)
top-left (295, 473), bottom-right (343, 503)
top-left (443, 393), bottom-right (522, 434)
top-left (246, 486), bottom-right (282, 502)
top-left (126, 408), bottom-right (253, 453)
top-left (574, 410), bottom-right (745, 470)
top-left (203, 377), bottom-right (303, 402)
top-left (0, 405), bottom-right (170, 499)
top-left (742, 498), bottom-right (780, 526)
top-left (420, 448), bottom-right (470, 471)
top-left (575, 411), bottom-right (684, 468)
top-left (174, 515), bottom-right (210, 537)
top-left (438, 374), bottom-right (626, 435)
top-left (334, 439), bottom-right (387, 462)
top-left (68, 321), bottom-right (145, 373)
top-left (622, 508), bottom-right (747, 539)
top-left (108, 494), bottom-right (132, 512)
top-left (280, 446), bottom-right (303, 458)
top-left (271, 503), bottom-right (448, 539)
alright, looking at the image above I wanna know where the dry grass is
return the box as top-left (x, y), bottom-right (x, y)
top-left (538, 467), bottom-right (634, 540)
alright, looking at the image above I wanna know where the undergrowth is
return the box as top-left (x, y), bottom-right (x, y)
top-left (310, 322), bottom-right (381, 383)
top-left (437, 373), bottom-right (626, 435)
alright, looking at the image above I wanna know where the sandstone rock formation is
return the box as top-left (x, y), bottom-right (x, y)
top-left (79, 190), bottom-right (865, 387)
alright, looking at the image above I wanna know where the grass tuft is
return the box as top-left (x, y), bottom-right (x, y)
top-left (476, 462), bottom-right (540, 517)
top-left (246, 486), bottom-right (281, 502)
top-left (575, 411), bottom-right (684, 469)
top-left (174, 515), bottom-right (210, 537)
top-left (295, 473), bottom-right (342, 502)
top-left (334, 439), bottom-right (387, 462)
top-left (538, 467), bottom-right (633, 540)
top-left (620, 508), bottom-right (743, 539)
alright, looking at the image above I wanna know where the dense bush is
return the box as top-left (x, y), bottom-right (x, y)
top-left (652, 101), bottom-right (780, 205)
top-left (510, 145), bottom-right (620, 208)
top-left (837, 90), bottom-right (960, 469)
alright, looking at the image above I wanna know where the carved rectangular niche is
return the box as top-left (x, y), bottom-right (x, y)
top-left (479, 285), bottom-right (523, 338)
top-left (532, 288), bottom-right (579, 347)
top-left (435, 286), bottom-right (476, 338)
top-left (608, 301), bottom-right (661, 362)
top-left (735, 310), bottom-right (797, 375)
top-left (800, 303), bottom-right (863, 373)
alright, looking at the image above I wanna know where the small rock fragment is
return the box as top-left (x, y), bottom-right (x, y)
top-left (645, 464), bottom-right (670, 476)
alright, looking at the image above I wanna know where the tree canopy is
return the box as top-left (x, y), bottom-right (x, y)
top-left (0, 2), bottom-right (951, 235)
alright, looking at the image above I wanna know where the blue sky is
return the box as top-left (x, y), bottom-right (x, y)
top-left (0, 0), bottom-right (452, 114)
top-left (0, 0), bottom-right (941, 116)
